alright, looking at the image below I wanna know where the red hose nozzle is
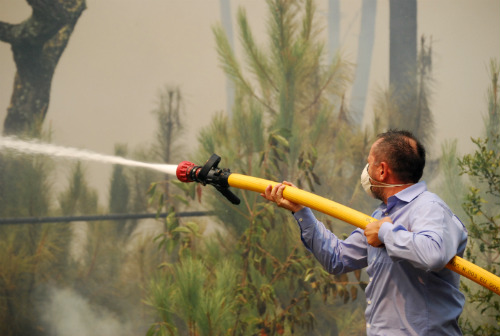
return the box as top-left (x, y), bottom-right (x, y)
top-left (176, 161), bottom-right (198, 183)
top-left (175, 154), bottom-right (239, 204)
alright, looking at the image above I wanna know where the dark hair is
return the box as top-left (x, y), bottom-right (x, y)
top-left (374, 129), bottom-right (426, 183)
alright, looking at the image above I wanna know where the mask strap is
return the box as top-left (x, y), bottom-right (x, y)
top-left (366, 165), bottom-right (413, 188)
top-left (369, 182), bottom-right (414, 188)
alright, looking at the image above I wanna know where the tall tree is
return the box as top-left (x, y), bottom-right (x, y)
top-left (152, 86), bottom-right (185, 206)
top-left (0, 0), bottom-right (86, 135)
top-left (389, 0), bottom-right (417, 102)
top-left (327, 0), bottom-right (340, 59)
top-left (349, 0), bottom-right (378, 125)
top-left (108, 144), bottom-right (132, 238)
top-left (109, 145), bottom-right (130, 214)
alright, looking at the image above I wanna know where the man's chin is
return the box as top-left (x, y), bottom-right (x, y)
top-left (372, 188), bottom-right (384, 202)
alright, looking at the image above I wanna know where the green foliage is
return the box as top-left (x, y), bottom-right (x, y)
top-left (146, 1), bottom-right (375, 335)
top-left (0, 153), bottom-right (51, 218)
top-left (458, 137), bottom-right (500, 334)
top-left (146, 249), bottom-right (238, 336)
top-left (458, 59), bottom-right (500, 335)
top-left (0, 144), bottom-right (72, 336)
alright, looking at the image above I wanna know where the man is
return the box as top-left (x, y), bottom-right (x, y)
top-left (262, 130), bottom-right (468, 335)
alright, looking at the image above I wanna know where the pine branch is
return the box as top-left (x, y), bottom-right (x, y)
top-left (238, 8), bottom-right (278, 93)
top-left (298, 56), bottom-right (348, 115)
top-left (213, 24), bottom-right (278, 115)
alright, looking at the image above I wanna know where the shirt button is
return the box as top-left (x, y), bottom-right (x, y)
top-left (299, 218), bottom-right (303, 222)
top-left (366, 323), bottom-right (370, 328)
top-left (369, 277), bottom-right (373, 282)
top-left (367, 300), bottom-right (372, 305)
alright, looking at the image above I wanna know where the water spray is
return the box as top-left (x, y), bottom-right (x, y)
top-left (0, 136), bottom-right (178, 175)
top-left (177, 154), bottom-right (500, 296)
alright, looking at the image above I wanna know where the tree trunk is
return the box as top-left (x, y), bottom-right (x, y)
top-left (0, 0), bottom-right (86, 136)
top-left (350, 0), bottom-right (377, 125)
top-left (389, 0), bottom-right (417, 99)
top-left (327, 0), bottom-right (340, 58)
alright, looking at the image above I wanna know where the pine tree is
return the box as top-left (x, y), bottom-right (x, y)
top-left (0, 148), bottom-right (71, 336)
top-left (148, 1), bottom-right (372, 334)
top-left (108, 144), bottom-right (132, 238)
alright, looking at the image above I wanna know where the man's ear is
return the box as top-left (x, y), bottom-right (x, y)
top-left (378, 162), bottom-right (389, 181)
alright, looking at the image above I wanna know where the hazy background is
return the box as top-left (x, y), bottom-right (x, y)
top-left (1, 0), bottom-right (499, 205)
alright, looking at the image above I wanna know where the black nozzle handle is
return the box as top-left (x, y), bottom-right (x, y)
top-left (198, 154), bottom-right (221, 184)
top-left (215, 186), bottom-right (240, 205)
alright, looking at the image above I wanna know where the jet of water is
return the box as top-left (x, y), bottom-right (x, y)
top-left (0, 136), bottom-right (178, 176)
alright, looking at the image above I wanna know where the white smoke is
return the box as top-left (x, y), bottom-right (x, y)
top-left (40, 287), bottom-right (135, 336)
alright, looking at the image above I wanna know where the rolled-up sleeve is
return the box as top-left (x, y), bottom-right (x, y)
top-left (378, 201), bottom-right (465, 272)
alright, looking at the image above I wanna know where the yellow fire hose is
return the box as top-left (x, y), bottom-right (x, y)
top-left (227, 173), bottom-right (500, 296)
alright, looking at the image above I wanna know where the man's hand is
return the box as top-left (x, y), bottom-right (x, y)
top-left (261, 181), bottom-right (304, 213)
top-left (364, 216), bottom-right (392, 247)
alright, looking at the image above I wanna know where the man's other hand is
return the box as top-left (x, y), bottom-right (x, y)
top-left (364, 216), bottom-right (392, 247)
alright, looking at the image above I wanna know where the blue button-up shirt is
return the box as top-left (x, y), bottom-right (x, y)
top-left (294, 181), bottom-right (468, 335)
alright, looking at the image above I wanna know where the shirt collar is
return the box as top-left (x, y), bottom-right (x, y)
top-left (386, 181), bottom-right (427, 210)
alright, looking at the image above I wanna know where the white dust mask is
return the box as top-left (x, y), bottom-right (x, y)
top-left (360, 164), bottom-right (412, 199)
